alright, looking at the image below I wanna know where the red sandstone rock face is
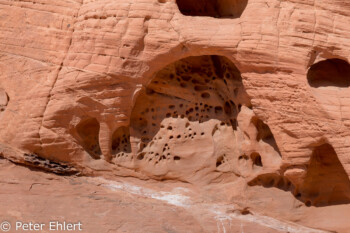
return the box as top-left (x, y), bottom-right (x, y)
top-left (0, 0), bottom-right (350, 232)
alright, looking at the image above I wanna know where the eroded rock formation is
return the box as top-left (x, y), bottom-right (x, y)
top-left (0, 0), bottom-right (350, 232)
top-left (126, 55), bottom-right (283, 183)
top-left (0, 89), bottom-right (8, 117)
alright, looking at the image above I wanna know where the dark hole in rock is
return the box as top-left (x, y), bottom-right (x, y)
top-left (224, 101), bottom-right (231, 115)
top-left (251, 152), bottom-right (262, 167)
top-left (215, 106), bottom-right (223, 114)
top-left (111, 126), bottom-right (132, 156)
top-left (240, 208), bottom-right (251, 215)
top-left (216, 155), bottom-right (225, 167)
top-left (137, 153), bottom-right (145, 160)
top-left (194, 85), bottom-right (208, 91)
top-left (201, 92), bottom-right (211, 99)
top-left (76, 117), bottom-right (102, 159)
top-left (176, 0), bottom-right (248, 18)
top-left (307, 58), bottom-right (350, 88)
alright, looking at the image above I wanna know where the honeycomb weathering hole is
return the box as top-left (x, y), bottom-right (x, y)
top-left (307, 58), bottom-right (350, 88)
top-left (176, 0), bottom-right (248, 18)
top-left (111, 126), bottom-right (132, 162)
top-left (248, 173), bottom-right (292, 191)
top-left (108, 55), bottom-right (282, 183)
top-left (126, 55), bottom-right (255, 178)
top-left (76, 117), bottom-right (102, 159)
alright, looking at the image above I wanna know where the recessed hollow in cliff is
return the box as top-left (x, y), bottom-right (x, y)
top-left (76, 117), bottom-right (102, 159)
top-left (251, 117), bottom-right (281, 155)
top-left (111, 126), bottom-right (132, 162)
top-left (176, 0), bottom-right (248, 18)
top-left (307, 59), bottom-right (350, 88)
top-left (126, 55), bottom-right (254, 180)
top-left (248, 143), bottom-right (350, 206)
top-left (298, 143), bottom-right (350, 206)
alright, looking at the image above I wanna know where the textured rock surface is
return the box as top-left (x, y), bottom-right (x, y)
top-left (0, 0), bottom-right (350, 232)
